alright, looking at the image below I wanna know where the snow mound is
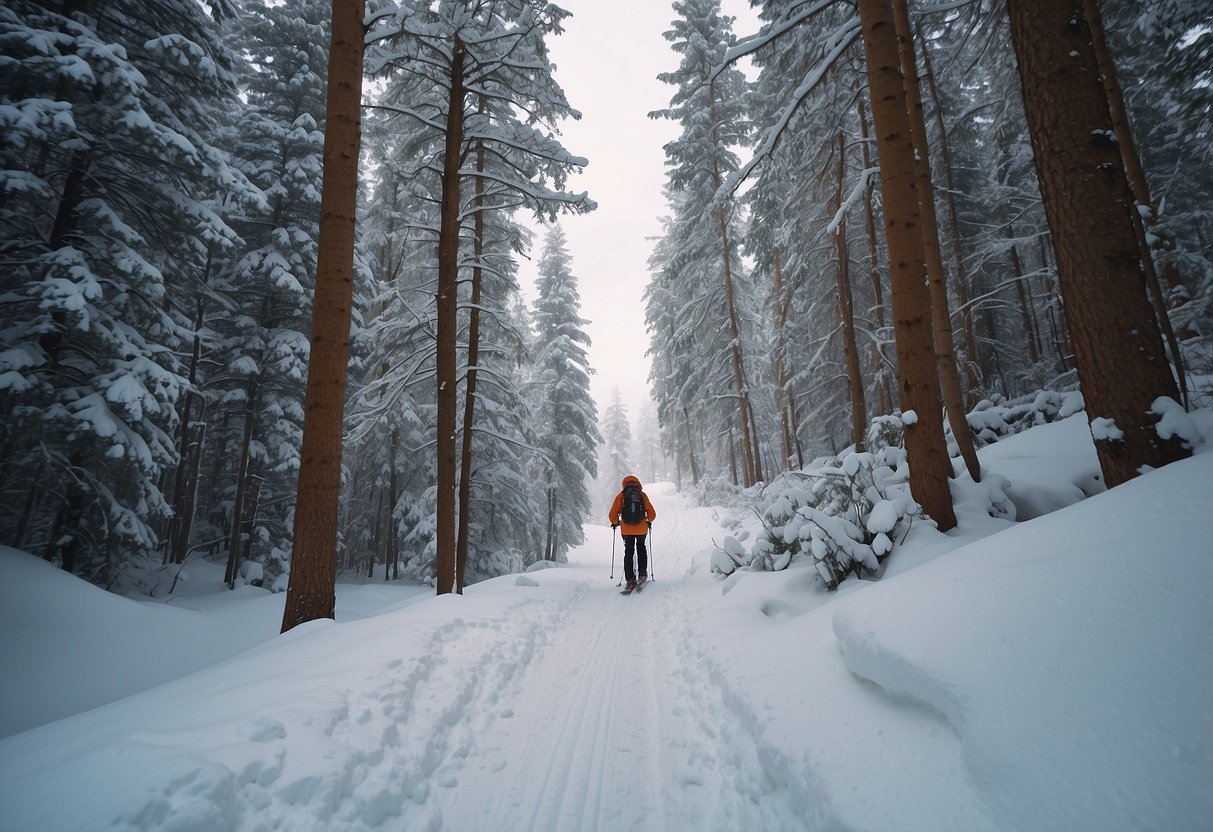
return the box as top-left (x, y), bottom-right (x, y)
top-left (832, 453), bottom-right (1213, 831)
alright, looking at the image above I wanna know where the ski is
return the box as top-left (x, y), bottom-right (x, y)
top-left (620, 577), bottom-right (648, 596)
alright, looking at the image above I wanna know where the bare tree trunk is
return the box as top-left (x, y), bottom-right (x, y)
top-left (858, 0), bottom-right (957, 530)
top-left (281, 0), bottom-right (365, 633)
top-left (434, 36), bottom-right (465, 596)
top-left (1006, 225), bottom-right (1042, 364)
top-left (917, 23), bottom-right (982, 403)
top-left (455, 124), bottom-right (484, 594)
top-left (224, 393), bottom-right (255, 589)
top-left (683, 406), bottom-right (699, 487)
top-left (388, 430), bottom-right (399, 581)
top-left (167, 288), bottom-right (207, 564)
top-left (1081, 0), bottom-right (1193, 385)
top-left (892, 0), bottom-right (980, 482)
top-left (858, 99), bottom-right (893, 416)
top-left (772, 248), bottom-right (796, 469)
top-left (1006, 0), bottom-right (1189, 486)
top-left (834, 133), bottom-right (868, 452)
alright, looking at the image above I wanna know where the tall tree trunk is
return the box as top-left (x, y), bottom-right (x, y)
top-left (858, 0), bottom-right (957, 530)
top-left (1081, 0), bottom-right (1193, 387)
top-left (917, 23), bottom-right (982, 403)
top-left (455, 125), bottom-right (485, 593)
top-left (834, 133), bottom-right (868, 452)
top-left (1006, 0), bottom-right (1190, 487)
top-left (1006, 225), bottom-right (1042, 365)
top-left (433, 36), bottom-right (465, 596)
top-left (281, 0), bottom-right (365, 633)
top-left (389, 430), bottom-right (399, 581)
top-left (683, 406), bottom-right (699, 487)
top-left (167, 287), bottom-right (207, 564)
top-left (858, 99), bottom-right (893, 416)
top-left (772, 248), bottom-right (796, 469)
top-left (891, 0), bottom-right (981, 483)
top-left (224, 392), bottom-right (255, 589)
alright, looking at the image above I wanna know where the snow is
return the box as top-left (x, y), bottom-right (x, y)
top-left (1, 424), bottom-right (1210, 831)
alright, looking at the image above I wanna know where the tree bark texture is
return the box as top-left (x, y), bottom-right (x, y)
top-left (834, 133), bottom-right (868, 453)
top-left (772, 248), bottom-right (797, 469)
top-left (1005, 0), bottom-right (1189, 487)
top-left (917, 28), bottom-right (982, 404)
top-left (281, 0), bottom-right (365, 633)
top-left (434, 37), bottom-right (465, 596)
top-left (891, 0), bottom-right (981, 482)
top-left (455, 132), bottom-right (485, 593)
top-left (858, 99), bottom-right (893, 417)
top-left (858, 0), bottom-right (957, 530)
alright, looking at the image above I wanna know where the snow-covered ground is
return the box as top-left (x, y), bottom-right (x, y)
top-left (1, 414), bottom-right (1211, 831)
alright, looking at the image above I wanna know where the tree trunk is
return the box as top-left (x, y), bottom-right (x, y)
top-left (281, 0), bottom-right (365, 633)
top-left (224, 392), bottom-right (255, 589)
top-left (683, 406), bottom-right (699, 487)
top-left (917, 23), bottom-right (982, 403)
top-left (455, 124), bottom-right (484, 594)
top-left (1006, 224), bottom-right (1042, 364)
top-left (858, 0), bottom-right (957, 530)
top-left (388, 430), bottom-right (399, 581)
top-left (772, 248), bottom-right (796, 469)
top-left (1006, 0), bottom-right (1190, 487)
top-left (891, 0), bottom-right (981, 483)
top-left (858, 99), bottom-right (893, 416)
top-left (834, 133), bottom-right (868, 452)
top-left (1080, 0), bottom-right (1193, 385)
top-left (433, 36), bottom-right (465, 596)
top-left (167, 287), bottom-right (207, 564)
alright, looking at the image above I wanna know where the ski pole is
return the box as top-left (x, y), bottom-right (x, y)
top-left (610, 525), bottom-right (617, 581)
top-left (648, 523), bottom-right (655, 582)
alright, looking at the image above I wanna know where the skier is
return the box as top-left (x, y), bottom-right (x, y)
top-left (609, 475), bottom-right (656, 593)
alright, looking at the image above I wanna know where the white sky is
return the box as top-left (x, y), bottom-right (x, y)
top-left (518, 0), bottom-right (763, 427)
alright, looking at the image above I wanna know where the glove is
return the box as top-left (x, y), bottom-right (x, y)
top-left (611, 523), bottom-right (618, 530)
top-left (646, 520), bottom-right (652, 529)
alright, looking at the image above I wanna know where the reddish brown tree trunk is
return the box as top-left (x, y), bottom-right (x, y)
top-left (434, 37), bottom-right (466, 596)
top-left (1006, 0), bottom-right (1190, 487)
top-left (918, 27), bottom-right (982, 404)
top-left (455, 130), bottom-right (485, 593)
top-left (892, 0), bottom-right (980, 482)
top-left (858, 99), bottom-right (893, 417)
top-left (834, 133), bottom-right (868, 452)
top-left (281, 0), bottom-right (365, 632)
top-left (858, 0), bottom-right (957, 530)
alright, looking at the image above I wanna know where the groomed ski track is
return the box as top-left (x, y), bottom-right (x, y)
top-left (432, 485), bottom-right (806, 832)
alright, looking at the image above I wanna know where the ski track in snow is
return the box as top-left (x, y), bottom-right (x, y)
top-left (426, 585), bottom-right (811, 832)
top-left (2, 492), bottom-right (816, 832)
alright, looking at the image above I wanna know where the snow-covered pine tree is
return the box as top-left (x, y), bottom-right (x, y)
top-left (532, 224), bottom-right (600, 563)
top-left (599, 388), bottom-right (633, 506)
top-left (649, 0), bottom-right (765, 488)
top-left (0, 0), bottom-right (257, 581)
top-left (199, 0), bottom-right (333, 590)
top-left (365, 0), bottom-right (594, 593)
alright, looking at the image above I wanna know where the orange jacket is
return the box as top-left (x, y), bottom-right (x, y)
top-left (608, 475), bottom-right (656, 536)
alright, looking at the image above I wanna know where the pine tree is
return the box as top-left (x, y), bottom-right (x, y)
top-left (650, 0), bottom-right (764, 487)
top-left (1005, 0), bottom-right (1191, 488)
top-left (532, 225), bottom-right (600, 562)
top-left (0, 0), bottom-right (257, 579)
top-left (281, 0), bottom-right (367, 633)
top-left (366, 0), bottom-right (593, 594)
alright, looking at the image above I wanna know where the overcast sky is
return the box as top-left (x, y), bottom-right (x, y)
top-left (517, 0), bottom-right (762, 428)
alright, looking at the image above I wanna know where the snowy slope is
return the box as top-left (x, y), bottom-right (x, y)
top-left (1, 429), bottom-right (1210, 831)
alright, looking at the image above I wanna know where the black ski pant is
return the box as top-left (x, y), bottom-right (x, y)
top-left (623, 533), bottom-right (648, 582)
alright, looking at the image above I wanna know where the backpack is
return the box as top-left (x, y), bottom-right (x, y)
top-left (620, 484), bottom-right (646, 525)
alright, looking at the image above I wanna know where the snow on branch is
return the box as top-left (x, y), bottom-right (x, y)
top-left (826, 167), bottom-right (878, 234)
top-left (714, 17), bottom-right (861, 204)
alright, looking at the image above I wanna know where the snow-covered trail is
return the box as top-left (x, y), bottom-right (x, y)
top-left (437, 577), bottom-right (771, 832)
top-left (2, 483), bottom-right (811, 832)
top-left (438, 484), bottom-right (794, 831)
